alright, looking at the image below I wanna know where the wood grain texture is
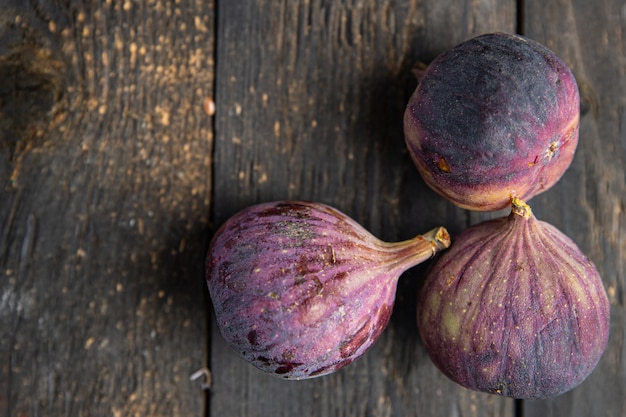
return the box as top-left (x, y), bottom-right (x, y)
top-left (0, 1), bottom-right (214, 415)
top-left (521, 1), bottom-right (626, 415)
top-left (211, 1), bottom-right (516, 416)
top-left (2, 0), bottom-right (623, 416)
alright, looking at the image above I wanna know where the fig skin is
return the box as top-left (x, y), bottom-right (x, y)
top-left (404, 32), bottom-right (580, 211)
top-left (206, 200), bottom-right (450, 379)
top-left (417, 199), bottom-right (610, 399)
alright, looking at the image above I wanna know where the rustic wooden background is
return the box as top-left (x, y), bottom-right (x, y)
top-left (0, 0), bottom-right (624, 416)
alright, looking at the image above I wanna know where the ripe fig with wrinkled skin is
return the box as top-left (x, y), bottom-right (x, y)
top-left (404, 32), bottom-right (580, 211)
top-left (206, 200), bottom-right (450, 379)
top-left (417, 199), bottom-right (610, 399)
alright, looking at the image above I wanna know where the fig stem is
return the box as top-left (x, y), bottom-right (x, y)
top-left (511, 197), bottom-right (533, 219)
top-left (411, 61), bottom-right (429, 83)
top-left (423, 226), bottom-right (452, 255)
top-left (381, 226), bottom-right (451, 272)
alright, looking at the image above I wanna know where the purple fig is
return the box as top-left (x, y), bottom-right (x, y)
top-left (206, 201), bottom-right (450, 379)
top-left (417, 198), bottom-right (610, 399)
top-left (404, 32), bottom-right (580, 211)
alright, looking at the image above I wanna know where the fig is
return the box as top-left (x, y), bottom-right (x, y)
top-left (404, 32), bottom-right (580, 211)
top-left (206, 200), bottom-right (451, 379)
top-left (417, 198), bottom-right (610, 399)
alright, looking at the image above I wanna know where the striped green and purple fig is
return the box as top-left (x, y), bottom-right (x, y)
top-left (206, 200), bottom-right (450, 379)
top-left (417, 198), bottom-right (610, 399)
top-left (404, 32), bottom-right (580, 211)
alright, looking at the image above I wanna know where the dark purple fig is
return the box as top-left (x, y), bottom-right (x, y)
top-left (206, 200), bottom-right (451, 379)
top-left (417, 198), bottom-right (610, 399)
top-left (404, 32), bottom-right (580, 211)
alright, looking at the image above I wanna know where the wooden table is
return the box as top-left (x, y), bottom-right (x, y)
top-left (1, 1), bottom-right (624, 416)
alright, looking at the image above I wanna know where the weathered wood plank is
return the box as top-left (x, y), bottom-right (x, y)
top-left (521, 0), bottom-right (626, 415)
top-left (0, 1), bottom-right (214, 415)
top-left (5, 0), bottom-right (620, 415)
top-left (210, 1), bottom-right (516, 415)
